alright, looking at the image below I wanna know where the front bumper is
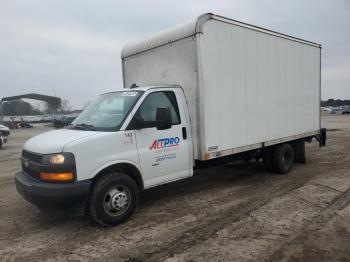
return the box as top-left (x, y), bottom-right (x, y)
top-left (15, 171), bottom-right (92, 213)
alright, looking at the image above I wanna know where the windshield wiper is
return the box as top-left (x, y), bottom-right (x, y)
top-left (69, 123), bottom-right (96, 131)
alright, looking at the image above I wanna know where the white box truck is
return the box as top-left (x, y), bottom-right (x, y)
top-left (15, 13), bottom-right (326, 226)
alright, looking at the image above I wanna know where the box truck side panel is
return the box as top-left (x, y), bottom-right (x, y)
top-left (122, 37), bottom-right (200, 159)
top-left (199, 19), bottom-right (320, 158)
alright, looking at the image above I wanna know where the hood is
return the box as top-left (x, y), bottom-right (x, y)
top-left (23, 128), bottom-right (99, 154)
top-left (0, 124), bottom-right (10, 131)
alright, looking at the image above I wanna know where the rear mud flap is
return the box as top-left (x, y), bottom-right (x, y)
top-left (316, 128), bottom-right (326, 147)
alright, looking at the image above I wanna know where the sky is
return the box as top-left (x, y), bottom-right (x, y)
top-left (0, 0), bottom-right (349, 109)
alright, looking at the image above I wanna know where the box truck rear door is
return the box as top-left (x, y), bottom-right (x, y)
top-left (133, 90), bottom-right (190, 188)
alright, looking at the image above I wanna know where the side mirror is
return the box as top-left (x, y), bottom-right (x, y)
top-left (156, 107), bottom-right (172, 130)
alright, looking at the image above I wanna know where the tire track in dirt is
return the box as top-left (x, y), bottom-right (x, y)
top-left (126, 185), bottom-right (307, 261)
top-left (269, 186), bottom-right (350, 261)
top-left (63, 158), bottom-right (329, 261)
top-left (123, 150), bottom-right (350, 261)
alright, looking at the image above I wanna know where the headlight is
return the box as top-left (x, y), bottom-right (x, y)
top-left (49, 154), bottom-right (65, 165)
top-left (42, 152), bottom-right (75, 166)
top-left (41, 152), bottom-right (76, 182)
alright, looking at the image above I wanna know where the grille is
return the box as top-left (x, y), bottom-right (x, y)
top-left (22, 150), bottom-right (43, 163)
top-left (22, 150), bottom-right (43, 180)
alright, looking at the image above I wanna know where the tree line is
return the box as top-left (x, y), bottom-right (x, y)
top-left (0, 99), bottom-right (72, 116)
top-left (321, 99), bottom-right (350, 107)
top-left (1, 100), bottom-right (42, 116)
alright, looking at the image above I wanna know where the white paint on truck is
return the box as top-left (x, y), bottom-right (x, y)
top-left (21, 87), bottom-right (192, 189)
top-left (122, 13), bottom-right (321, 160)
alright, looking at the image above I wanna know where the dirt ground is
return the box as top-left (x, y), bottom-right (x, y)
top-left (0, 114), bottom-right (350, 262)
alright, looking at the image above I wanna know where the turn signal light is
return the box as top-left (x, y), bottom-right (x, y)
top-left (40, 172), bottom-right (73, 182)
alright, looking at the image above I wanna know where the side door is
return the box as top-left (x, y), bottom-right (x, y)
top-left (130, 90), bottom-right (190, 188)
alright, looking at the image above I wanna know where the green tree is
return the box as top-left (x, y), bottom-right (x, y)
top-left (1, 100), bottom-right (43, 116)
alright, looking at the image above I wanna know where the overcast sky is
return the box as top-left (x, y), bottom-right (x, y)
top-left (1, 0), bottom-right (349, 108)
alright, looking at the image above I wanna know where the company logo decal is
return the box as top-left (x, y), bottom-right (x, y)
top-left (149, 137), bottom-right (180, 150)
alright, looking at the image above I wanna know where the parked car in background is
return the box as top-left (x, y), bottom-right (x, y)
top-left (53, 116), bottom-right (77, 128)
top-left (342, 106), bottom-right (350, 114)
top-left (2, 121), bottom-right (16, 129)
top-left (322, 106), bottom-right (337, 114)
top-left (2, 120), bottom-right (33, 129)
top-left (18, 121), bottom-right (34, 128)
top-left (0, 124), bottom-right (10, 148)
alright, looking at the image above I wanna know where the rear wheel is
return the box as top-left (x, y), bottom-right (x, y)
top-left (272, 143), bottom-right (294, 174)
top-left (88, 172), bottom-right (139, 226)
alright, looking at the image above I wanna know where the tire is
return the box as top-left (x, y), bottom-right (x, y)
top-left (263, 147), bottom-right (274, 172)
top-left (88, 172), bottom-right (139, 226)
top-left (272, 143), bottom-right (295, 174)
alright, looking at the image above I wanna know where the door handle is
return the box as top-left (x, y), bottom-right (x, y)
top-left (182, 127), bottom-right (187, 140)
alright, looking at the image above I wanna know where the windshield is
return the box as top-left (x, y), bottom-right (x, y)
top-left (70, 90), bottom-right (143, 131)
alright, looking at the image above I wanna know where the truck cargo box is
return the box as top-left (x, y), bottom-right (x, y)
top-left (122, 13), bottom-right (321, 161)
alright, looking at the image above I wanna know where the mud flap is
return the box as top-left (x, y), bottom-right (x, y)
top-left (291, 139), bottom-right (306, 163)
top-left (317, 128), bottom-right (326, 147)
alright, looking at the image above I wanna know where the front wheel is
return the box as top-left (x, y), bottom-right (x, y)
top-left (88, 172), bottom-right (139, 226)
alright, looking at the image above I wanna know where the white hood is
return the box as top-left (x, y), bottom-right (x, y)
top-left (23, 129), bottom-right (99, 154)
top-left (0, 124), bottom-right (10, 132)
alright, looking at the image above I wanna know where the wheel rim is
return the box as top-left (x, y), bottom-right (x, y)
top-left (103, 185), bottom-right (131, 217)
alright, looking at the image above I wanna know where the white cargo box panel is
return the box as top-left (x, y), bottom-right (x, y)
top-left (122, 13), bottom-right (321, 161)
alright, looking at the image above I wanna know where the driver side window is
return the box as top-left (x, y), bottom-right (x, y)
top-left (137, 91), bottom-right (180, 128)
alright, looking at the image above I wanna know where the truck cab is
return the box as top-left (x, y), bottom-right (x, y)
top-left (15, 86), bottom-right (193, 225)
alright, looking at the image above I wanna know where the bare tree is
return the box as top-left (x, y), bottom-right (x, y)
top-left (60, 99), bottom-right (72, 113)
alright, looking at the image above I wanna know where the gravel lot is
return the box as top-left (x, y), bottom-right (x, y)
top-left (1, 114), bottom-right (350, 261)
